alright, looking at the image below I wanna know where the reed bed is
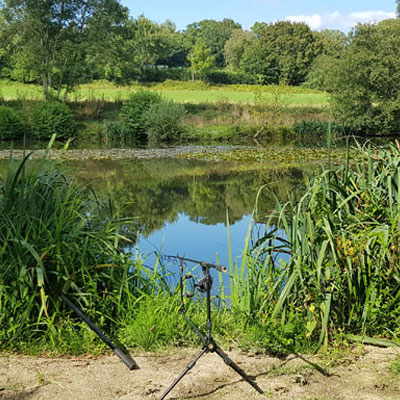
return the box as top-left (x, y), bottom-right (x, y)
top-left (0, 148), bottom-right (167, 353)
top-left (235, 141), bottom-right (400, 351)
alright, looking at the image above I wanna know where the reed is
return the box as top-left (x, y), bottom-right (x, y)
top-left (250, 141), bottom-right (400, 347)
top-left (0, 149), bottom-right (157, 352)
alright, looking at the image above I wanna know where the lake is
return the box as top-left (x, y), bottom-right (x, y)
top-left (67, 157), bottom-right (307, 268)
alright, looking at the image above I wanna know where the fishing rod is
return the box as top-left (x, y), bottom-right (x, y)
top-left (161, 254), bottom-right (228, 273)
top-left (47, 280), bottom-right (139, 371)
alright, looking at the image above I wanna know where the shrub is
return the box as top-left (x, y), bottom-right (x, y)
top-left (119, 90), bottom-right (162, 138)
top-left (139, 67), bottom-right (191, 82)
top-left (143, 100), bottom-right (186, 142)
top-left (0, 106), bottom-right (25, 140)
top-left (205, 69), bottom-right (256, 85)
top-left (31, 102), bottom-right (76, 139)
top-left (293, 120), bottom-right (346, 137)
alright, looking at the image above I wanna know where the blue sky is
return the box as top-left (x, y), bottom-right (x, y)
top-left (121, 0), bottom-right (397, 31)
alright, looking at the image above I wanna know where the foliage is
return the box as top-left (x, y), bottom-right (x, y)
top-left (119, 90), bottom-right (162, 137)
top-left (313, 29), bottom-right (348, 58)
top-left (241, 21), bottom-right (316, 85)
top-left (143, 99), bottom-right (186, 142)
top-left (224, 29), bottom-right (253, 70)
top-left (331, 19), bottom-right (400, 134)
top-left (304, 55), bottom-right (339, 91)
top-left (0, 105), bottom-right (25, 139)
top-left (252, 80), bottom-right (290, 131)
top-left (204, 69), bottom-right (255, 85)
top-left (31, 101), bottom-right (76, 139)
top-left (1, 0), bottom-right (129, 100)
top-left (184, 19), bottom-right (242, 67)
top-left (188, 39), bottom-right (216, 81)
top-left (0, 153), bottom-right (142, 350)
top-left (293, 120), bottom-right (345, 137)
top-left (139, 67), bottom-right (190, 83)
top-left (253, 143), bottom-right (400, 345)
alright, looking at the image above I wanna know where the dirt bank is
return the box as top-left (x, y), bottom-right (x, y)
top-left (1, 345), bottom-right (399, 400)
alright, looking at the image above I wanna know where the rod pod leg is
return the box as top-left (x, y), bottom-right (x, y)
top-left (214, 344), bottom-right (264, 394)
top-left (159, 347), bottom-right (208, 400)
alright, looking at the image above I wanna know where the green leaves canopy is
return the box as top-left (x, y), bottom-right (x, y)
top-left (241, 21), bottom-right (316, 85)
top-left (332, 19), bottom-right (400, 134)
top-left (1, 0), bottom-right (129, 99)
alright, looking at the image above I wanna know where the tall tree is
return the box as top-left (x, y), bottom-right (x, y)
top-left (187, 39), bottom-right (215, 81)
top-left (224, 29), bottom-right (253, 69)
top-left (240, 21), bottom-right (316, 85)
top-left (184, 19), bottom-right (241, 67)
top-left (1, 0), bottom-right (128, 100)
top-left (313, 29), bottom-right (348, 58)
top-left (332, 19), bottom-right (400, 134)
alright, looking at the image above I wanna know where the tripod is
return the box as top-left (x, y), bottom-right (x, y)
top-left (159, 256), bottom-right (263, 400)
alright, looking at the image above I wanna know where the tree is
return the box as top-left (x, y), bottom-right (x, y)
top-left (224, 29), bottom-right (253, 69)
top-left (184, 19), bottom-right (241, 67)
top-left (332, 19), bottom-right (400, 134)
top-left (240, 21), bottom-right (316, 85)
top-left (1, 0), bottom-right (128, 100)
top-left (397, 0), bottom-right (400, 16)
top-left (313, 29), bottom-right (348, 58)
top-left (303, 55), bottom-right (339, 91)
top-left (305, 29), bottom-right (348, 91)
top-left (84, 0), bottom-right (130, 82)
top-left (187, 39), bottom-right (215, 80)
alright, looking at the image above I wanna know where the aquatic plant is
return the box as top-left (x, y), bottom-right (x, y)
top-left (251, 141), bottom-right (400, 348)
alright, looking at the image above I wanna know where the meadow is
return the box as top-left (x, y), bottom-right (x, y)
top-left (0, 80), bottom-right (329, 106)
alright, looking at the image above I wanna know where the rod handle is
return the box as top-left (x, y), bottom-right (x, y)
top-left (202, 262), bottom-right (227, 273)
top-left (214, 264), bottom-right (228, 273)
top-left (113, 348), bottom-right (140, 370)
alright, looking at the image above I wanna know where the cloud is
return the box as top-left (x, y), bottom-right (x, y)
top-left (285, 10), bottom-right (396, 31)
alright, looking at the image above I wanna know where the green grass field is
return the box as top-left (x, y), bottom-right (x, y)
top-left (0, 80), bottom-right (330, 106)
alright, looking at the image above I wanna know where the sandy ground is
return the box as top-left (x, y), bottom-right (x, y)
top-left (1, 345), bottom-right (400, 400)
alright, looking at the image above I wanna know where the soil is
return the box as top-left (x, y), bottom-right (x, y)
top-left (1, 345), bottom-right (399, 400)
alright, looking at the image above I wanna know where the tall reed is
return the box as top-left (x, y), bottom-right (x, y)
top-left (0, 152), bottom-right (156, 351)
top-left (251, 141), bottom-right (400, 346)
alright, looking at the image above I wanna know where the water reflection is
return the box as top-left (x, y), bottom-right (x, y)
top-left (0, 155), bottom-right (308, 263)
top-left (72, 158), bottom-right (307, 263)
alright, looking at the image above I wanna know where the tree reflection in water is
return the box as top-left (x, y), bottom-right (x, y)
top-left (72, 158), bottom-right (307, 262)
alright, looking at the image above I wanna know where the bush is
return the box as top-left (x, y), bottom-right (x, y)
top-left (119, 90), bottom-right (162, 137)
top-left (293, 120), bottom-right (346, 137)
top-left (0, 106), bottom-right (25, 140)
top-left (205, 69), bottom-right (256, 85)
top-left (143, 100), bottom-right (186, 142)
top-left (31, 102), bottom-right (76, 139)
top-left (139, 67), bottom-right (191, 82)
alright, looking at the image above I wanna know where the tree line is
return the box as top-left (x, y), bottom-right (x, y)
top-left (0, 1), bottom-right (350, 91)
top-left (0, 0), bottom-right (400, 134)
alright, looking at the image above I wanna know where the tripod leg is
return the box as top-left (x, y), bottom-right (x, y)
top-left (214, 345), bottom-right (264, 394)
top-left (159, 347), bottom-right (208, 400)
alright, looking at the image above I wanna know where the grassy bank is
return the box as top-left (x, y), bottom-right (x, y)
top-left (0, 96), bottom-right (331, 147)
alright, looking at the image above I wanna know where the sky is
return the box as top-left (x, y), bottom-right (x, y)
top-left (121, 0), bottom-right (397, 31)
